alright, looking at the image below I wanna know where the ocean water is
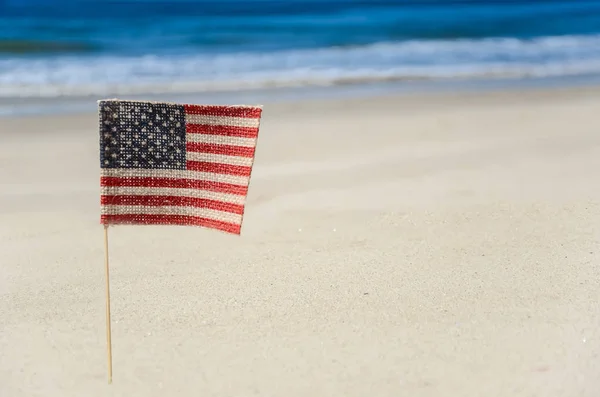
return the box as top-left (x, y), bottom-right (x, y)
top-left (1, 0), bottom-right (600, 112)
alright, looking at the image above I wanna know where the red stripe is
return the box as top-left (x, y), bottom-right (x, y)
top-left (186, 161), bottom-right (252, 176)
top-left (186, 142), bottom-right (255, 157)
top-left (101, 214), bottom-right (241, 235)
top-left (186, 124), bottom-right (259, 138)
top-left (101, 195), bottom-right (244, 215)
top-left (184, 104), bottom-right (262, 119)
top-left (100, 177), bottom-right (248, 195)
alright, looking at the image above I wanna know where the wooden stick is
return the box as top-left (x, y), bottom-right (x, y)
top-left (103, 224), bottom-right (113, 384)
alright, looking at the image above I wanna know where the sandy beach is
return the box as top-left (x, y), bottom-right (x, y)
top-left (1, 86), bottom-right (599, 396)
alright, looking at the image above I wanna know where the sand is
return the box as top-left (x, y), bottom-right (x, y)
top-left (1, 86), bottom-right (599, 396)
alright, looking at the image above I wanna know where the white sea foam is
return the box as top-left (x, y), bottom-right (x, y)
top-left (1, 34), bottom-right (600, 98)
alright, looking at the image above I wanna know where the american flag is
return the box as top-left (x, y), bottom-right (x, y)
top-left (99, 99), bottom-right (263, 235)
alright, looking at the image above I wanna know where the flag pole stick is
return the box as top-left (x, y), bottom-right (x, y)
top-left (103, 224), bottom-right (113, 384)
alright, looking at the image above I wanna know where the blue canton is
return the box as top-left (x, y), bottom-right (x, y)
top-left (99, 101), bottom-right (187, 170)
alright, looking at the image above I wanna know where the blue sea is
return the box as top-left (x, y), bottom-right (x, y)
top-left (1, 0), bottom-right (600, 114)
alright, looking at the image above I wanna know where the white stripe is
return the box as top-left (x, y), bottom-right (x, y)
top-left (101, 168), bottom-right (250, 186)
top-left (186, 133), bottom-right (257, 147)
top-left (185, 114), bottom-right (260, 128)
top-left (101, 186), bottom-right (245, 205)
top-left (101, 205), bottom-right (242, 224)
top-left (186, 152), bottom-right (254, 167)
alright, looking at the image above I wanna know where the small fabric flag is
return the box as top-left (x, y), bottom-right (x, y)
top-left (99, 99), bottom-right (263, 235)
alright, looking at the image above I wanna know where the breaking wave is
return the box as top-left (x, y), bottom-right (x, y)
top-left (1, 34), bottom-right (600, 98)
